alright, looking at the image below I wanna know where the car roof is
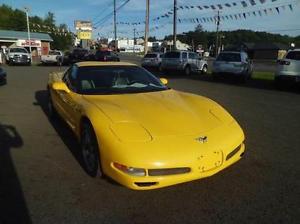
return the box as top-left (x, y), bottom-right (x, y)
top-left (220, 51), bottom-right (243, 54)
top-left (75, 61), bottom-right (136, 67)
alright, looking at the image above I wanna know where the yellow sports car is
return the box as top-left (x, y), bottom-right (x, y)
top-left (48, 61), bottom-right (245, 190)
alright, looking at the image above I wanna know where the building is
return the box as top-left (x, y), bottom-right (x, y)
top-left (225, 42), bottom-right (289, 60)
top-left (161, 40), bottom-right (190, 52)
top-left (0, 30), bottom-right (53, 57)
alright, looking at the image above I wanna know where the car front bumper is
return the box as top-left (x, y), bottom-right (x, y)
top-left (108, 143), bottom-right (245, 190)
top-left (275, 71), bottom-right (300, 83)
top-left (101, 121), bottom-right (245, 190)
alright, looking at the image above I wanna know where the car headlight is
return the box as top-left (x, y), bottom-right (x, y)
top-left (113, 162), bottom-right (146, 176)
top-left (9, 55), bottom-right (14, 58)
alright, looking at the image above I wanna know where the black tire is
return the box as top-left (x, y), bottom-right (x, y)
top-left (184, 65), bottom-right (191, 76)
top-left (81, 121), bottom-right (103, 177)
top-left (158, 63), bottom-right (162, 72)
top-left (201, 65), bottom-right (208, 75)
top-left (47, 93), bottom-right (58, 119)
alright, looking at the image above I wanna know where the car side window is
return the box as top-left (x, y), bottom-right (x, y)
top-left (63, 65), bottom-right (78, 92)
top-left (182, 52), bottom-right (188, 59)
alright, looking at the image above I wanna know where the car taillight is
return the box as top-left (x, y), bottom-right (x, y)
top-left (279, 60), bottom-right (290, 65)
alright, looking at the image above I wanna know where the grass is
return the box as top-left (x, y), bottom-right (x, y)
top-left (251, 71), bottom-right (275, 81)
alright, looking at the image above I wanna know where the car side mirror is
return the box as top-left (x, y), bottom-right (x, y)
top-left (160, 78), bottom-right (168, 85)
top-left (52, 82), bottom-right (70, 93)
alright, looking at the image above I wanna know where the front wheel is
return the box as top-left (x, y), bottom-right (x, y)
top-left (81, 121), bottom-right (103, 177)
top-left (47, 94), bottom-right (58, 119)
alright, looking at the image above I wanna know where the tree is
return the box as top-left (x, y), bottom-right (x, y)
top-left (44, 12), bottom-right (55, 27)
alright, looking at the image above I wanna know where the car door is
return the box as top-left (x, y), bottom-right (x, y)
top-left (188, 53), bottom-right (198, 71)
top-left (60, 65), bottom-right (82, 131)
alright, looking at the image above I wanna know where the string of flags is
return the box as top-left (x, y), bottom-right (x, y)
top-left (117, 0), bottom-right (283, 26)
top-left (177, 3), bottom-right (294, 25)
top-left (30, 23), bottom-right (73, 36)
top-left (116, 2), bottom-right (295, 35)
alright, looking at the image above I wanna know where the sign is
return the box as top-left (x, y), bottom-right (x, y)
top-left (16, 39), bottom-right (41, 47)
top-left (75, 21), bottom-right (92, 31)
top-left (77, 31), bottom-right (92, 40)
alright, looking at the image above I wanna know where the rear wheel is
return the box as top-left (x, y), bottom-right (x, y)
top-left (201, 65), bottom-right (208, 74)
top-left (81, 121), bottom-right (103, 177)
top-left (184, 65), bottom-right (191, 76)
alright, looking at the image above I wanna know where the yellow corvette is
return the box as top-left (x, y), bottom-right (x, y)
top-left (48, 61), bottom-right (245, 190)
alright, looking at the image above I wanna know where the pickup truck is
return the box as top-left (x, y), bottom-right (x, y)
top-left (6, 47), bottom-right (31, 65)
top-left (41, 50), bottom-right (64, 66)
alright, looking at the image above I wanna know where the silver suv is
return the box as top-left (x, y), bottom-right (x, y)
top-left (212, 51), bottom-right (253, 81)
top-left (275, 49), bottom-right (300, 85)
top-left (161, 51), bottom-right (208, 75)
top-left (141, 52), bottom-right (163, 70)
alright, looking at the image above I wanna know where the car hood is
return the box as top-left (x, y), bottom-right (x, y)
top-left (83, 90), bottom-right (230, 138)
top-left (9, 52), bottom-right (29, 56)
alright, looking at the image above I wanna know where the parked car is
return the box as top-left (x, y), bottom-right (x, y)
top-left (161, 51), bottom-right (208, 75)
top-left (141, 52), bottom-right (163, 71)
top-left (212, 51), bottom-right (253, 81)
top-left (6, 47), bottom-right (31, 65)
top-left (68, 48), bottom-right (90, 64)
top-left (47, 61), bottom-right (245, 190)
top-left (0, 67), bottom-right (7, 85)
top-left (41, 50), bottom-right (64, 66)
top-left (275, 49), bottom-right (300, 86)
top-left (94, 50), bottom-right (120, 62)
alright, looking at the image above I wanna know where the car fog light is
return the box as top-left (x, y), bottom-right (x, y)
top-left (113, 162), bottom-right (146, 176)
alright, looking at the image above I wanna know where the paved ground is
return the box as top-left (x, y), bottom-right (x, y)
top-left (0, 62), bottom-right (299, 224)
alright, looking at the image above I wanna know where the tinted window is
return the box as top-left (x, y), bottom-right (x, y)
top-left (189, 53), bottom-right (199, 59)
top-left (63, 66), bottom-right (78, 91)
top-left (164, 52), bottom-right (180, 58)
top-left (286, 51), bottom-right (300, 60)
top-left (217, 53), bottom-right (241, 62)
top-left (144, 54), bottom-right (158, 58)
top-left (182, 52), bottom-right (187, 59)
top-left (10, 48), bottom-right (27, 53)
top-left (77, 66), bottom-right (168, 95)
top-left (96, 51), bottom-right (111, 56)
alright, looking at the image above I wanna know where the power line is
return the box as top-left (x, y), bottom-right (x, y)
top-left (94, 0), bottom-right (130, 28)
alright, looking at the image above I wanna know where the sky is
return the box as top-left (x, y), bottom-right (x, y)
top-left (2, 0), bottom-right (300, 39)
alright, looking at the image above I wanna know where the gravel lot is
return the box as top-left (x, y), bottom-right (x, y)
top-left (0, 61), bottom-right (299, 224)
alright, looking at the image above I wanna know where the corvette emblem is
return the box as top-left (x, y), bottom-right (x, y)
top-left (195, 136), bottom-right (208, 143)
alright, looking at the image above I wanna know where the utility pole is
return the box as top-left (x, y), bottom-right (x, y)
top-left (133, 28), bottom-right (136, 54)
top-left (173, 0), bottom-right (177, 50)
top-left (144, 0), bottom-right (150, 55)
top-left (215, 10), bottom-right (220, 57)
top-left (24, 7), bottom-right (32, 62)
top-left (114, 0), bottom-right (117, 51)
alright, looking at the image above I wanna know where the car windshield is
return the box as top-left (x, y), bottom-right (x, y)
top-left (49, 51), bottom-right (60, 55)
top-left (217, 53), bottom-right (241, 62)
top-left (286, 51), bottom-right (300, 60)
top-left (77, 66), bottom-right (168, 95)
top-left (10, 48), bottom-right (27, 53)
top-left (96, 51), bottom-right (111, 56)
top-left (144, 54), bottom-right (157, 58)
top-left (164, 52), bottom-right (180, 58)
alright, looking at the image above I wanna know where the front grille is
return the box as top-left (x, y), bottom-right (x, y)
top-left (148, 167), bottom-right (191, 176)
top-left (135, 182), bottom-right (157, 187)
top-left (226, 145), bottom-right (242, 161)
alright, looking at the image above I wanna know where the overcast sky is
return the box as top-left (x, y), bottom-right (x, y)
top-left (3, 0), bottom-right (300, 39)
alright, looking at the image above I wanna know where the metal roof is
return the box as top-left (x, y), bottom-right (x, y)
top-left (0, 30), bottom-right (53, 41)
